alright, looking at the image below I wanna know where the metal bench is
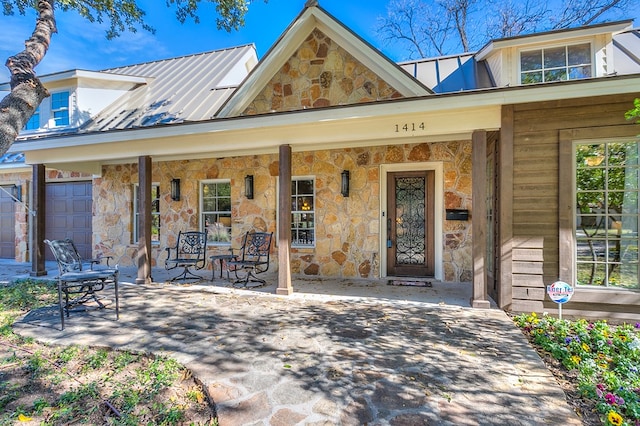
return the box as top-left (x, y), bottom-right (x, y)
top-left (227, 231), bottom-right (273, 287)
top-left (165, 230), bottom-right (208, 281)
top-left (45, 238), bottom-right (119, 330)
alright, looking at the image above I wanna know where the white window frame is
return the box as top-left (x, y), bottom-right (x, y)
top-left (519, 41), bottom-right (592, 85)
top-left (133, 183), bottom-right (161, 245)
top-left (50, 90), bottom-right (70, 127)
top-left (291, 176), bottom-right (316, 248)
top-left (573, 138), bottom-right (640, 289)
top-left (200, 179), bottom-right (232, 246)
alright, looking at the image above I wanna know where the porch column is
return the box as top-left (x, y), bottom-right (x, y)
top-left (136, 155), bottom-right (152, 284)
top-left (471, 130), bottom-right (490, 308)
top-left (277, 144), bottom-right (293, 295)
top-left (30, 164), bottom-right (47, 276)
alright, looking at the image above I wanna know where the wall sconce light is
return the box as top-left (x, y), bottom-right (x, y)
top-left (11, 184), bottom-right (21, 202)
top-left (171, 178), bottom-right (181, 201)
top-left (245, 175), bottom-right (254, 199)
top-left (341, 170), bottom-right (350, 197)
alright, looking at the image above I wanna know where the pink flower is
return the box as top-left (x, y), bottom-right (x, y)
top-left (605, 393), bottom-right (617, 405)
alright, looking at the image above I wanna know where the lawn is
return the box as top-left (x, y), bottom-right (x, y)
top-left (515, 312), bottom-right (640, 426)
top-left (0, 279), bottom-right (217, 425)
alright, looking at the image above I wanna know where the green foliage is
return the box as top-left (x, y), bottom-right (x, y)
top-left (516, 313), bottom-right (640, 425)
top-left (1, 0), bottom-right (262, 39)
top-left (626, 98), bottom-right (640, 124)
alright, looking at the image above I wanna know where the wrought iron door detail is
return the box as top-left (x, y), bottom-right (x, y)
top-left (395, 177), bottom-right (426, 265)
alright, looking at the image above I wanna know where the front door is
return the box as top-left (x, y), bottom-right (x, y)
top-left (387, 171), bottom-right (435, 277)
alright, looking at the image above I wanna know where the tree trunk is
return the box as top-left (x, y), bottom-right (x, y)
top-left (0, 0), bottom-right (56, 156)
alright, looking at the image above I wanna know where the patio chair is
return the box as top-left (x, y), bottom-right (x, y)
top-left (227, 231), bottom-right (273, 287)
top-left (45, 238), bottom-right (119, 330)
top-left (164, 230), bottom-right (208, 281)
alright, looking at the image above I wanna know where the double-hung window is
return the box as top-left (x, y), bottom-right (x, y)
top-left (520, 43), bottom-right (591, 84)
top-left (575, 140), bottom-right (640, 289)
top-left (201, 180), bottom-right (232, 244)
top-left (292, 178), bottom-right (315, 247)
top-left (51, 91), bottom-right (70, 126)
top-left (133, 184), bottom-right (161, 244)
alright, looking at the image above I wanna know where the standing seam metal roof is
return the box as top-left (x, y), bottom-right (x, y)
top-left (82, 45), bottom-right (256, 132)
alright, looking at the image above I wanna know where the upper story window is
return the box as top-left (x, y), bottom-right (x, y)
top-left (292, 178), bottom-right (315, 247)
top-left (520, 43), bottom-right (591, 84)
top-left (133, 184), bottom-right (161, 244)
top-left (51, 91), bottom-right (70, 126)
top-left (201, 180), bottom-right (232, 245)
top-left (24, 106), bottom-right (40, 130)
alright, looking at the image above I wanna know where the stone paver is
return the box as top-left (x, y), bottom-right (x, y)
top-left (4, 261), bottom-right (581, 425)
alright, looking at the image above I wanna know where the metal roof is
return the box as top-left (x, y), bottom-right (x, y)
top-left (81, 45), bottom-right (257, 132)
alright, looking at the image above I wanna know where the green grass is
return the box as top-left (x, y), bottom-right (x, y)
top-left (0, 279), bottom-right (216, 425)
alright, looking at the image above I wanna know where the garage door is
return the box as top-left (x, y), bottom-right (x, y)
top-left (45, 181), bottom-right (93, 260)
top-left (0, 186), bottom-right (16, 259)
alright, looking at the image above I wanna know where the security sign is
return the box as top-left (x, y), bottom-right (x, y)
top-left (547, 281), bottom-right (574, 304)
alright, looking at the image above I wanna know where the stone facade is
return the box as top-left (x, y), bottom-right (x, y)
top-left (243, 29), bottom-right (402, 115)
top-left (93, 140), bottom-right (473, 282)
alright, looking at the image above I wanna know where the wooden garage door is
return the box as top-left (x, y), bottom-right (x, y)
top-left (0, 187), bottom-right (16, 259)
top-left (45, 181), bottom-right (93, 260)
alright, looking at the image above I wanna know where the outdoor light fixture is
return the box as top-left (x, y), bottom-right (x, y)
top-left (341, 170), bottom-right (350, 197)
top-left (245, 175), bottom-right (254, 199)
top-left (11, 184), bottom-right (21, 202)
top-left (171, 178), bottom-right (181, 201)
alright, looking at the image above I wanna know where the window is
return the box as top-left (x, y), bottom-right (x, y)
top-left (24, 107), bottom-right (40, 130)
top-left (575, 140), bottom-right (640, 289)
top-left (521, 43), bottom-right (591, 84)
top-left (51, 91), bottom-right (70, 126)
top-left (201, 180), bottom-right (231, 244)
top-left (292, 178), bottom-right (315, 247)
top-left (133, 184), bottom-right (160, 244)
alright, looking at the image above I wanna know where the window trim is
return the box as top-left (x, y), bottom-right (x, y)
top-left (200, 179), bottom-right (232, 246)
top-left (518, 41), bottom-right (593, 85)
top-left (290, 176), bottom-right (316, 249)
top-left (132, 183), bottom-right (161, 245)
top-left (50, 90), bottom-right (71, 127)
top-left (559, 126), bottom-right (640, 292)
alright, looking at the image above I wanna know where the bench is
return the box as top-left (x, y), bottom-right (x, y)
top-left (227, 231), bottom-right (273, 287)
top-left (45, 238), bottom-right (119, 330)
top-left (165, 230), bottom-right (208, 281)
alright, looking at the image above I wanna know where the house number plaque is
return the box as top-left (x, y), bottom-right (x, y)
top-left (394, 122), bottom-right (425, 133)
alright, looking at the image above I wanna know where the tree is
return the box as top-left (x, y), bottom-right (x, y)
top-left (377, 0), bottom-right (635, 60)
top-left (0, 0), bottom-right (259, 156)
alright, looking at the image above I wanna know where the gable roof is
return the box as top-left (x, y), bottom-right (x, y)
top-left (216, 3), bottom-right (431, 118)
top-left (80, 44), bottom-right (258, 132)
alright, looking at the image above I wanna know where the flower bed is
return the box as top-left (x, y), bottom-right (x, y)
top-left (515, 313), bottom-right (640, 426)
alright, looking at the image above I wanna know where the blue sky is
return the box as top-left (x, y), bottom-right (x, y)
top-left (0, 0), bottom-right (638, 81)
top-left (0, 0), bottom-right (393, 79)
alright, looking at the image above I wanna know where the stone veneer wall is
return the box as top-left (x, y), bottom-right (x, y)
top-left (243, 29), bottom-right (402, 115)
top-left (94, 141), bottom-right (472, 282)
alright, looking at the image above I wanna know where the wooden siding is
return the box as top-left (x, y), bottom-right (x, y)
top-left (508, 93), bottom-right (640, 319)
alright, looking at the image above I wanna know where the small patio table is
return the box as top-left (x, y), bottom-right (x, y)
top-left (209, 254), bottom-right (235, 280)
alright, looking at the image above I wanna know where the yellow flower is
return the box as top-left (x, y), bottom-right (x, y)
top-left (581, 342), bottom-right (590, 352)
top-left (17, 414), bottom-right (32, 422)
top-left (607, 410), bottom-right (623, 426)
top-left (571, 355), bottom-right (581, 365)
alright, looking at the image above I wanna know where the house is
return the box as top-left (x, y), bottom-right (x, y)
top-left (1, 4), bottom-right (639, 320)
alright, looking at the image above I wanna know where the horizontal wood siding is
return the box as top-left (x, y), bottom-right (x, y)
top-left (509, 93), bottom-right (640, 319)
